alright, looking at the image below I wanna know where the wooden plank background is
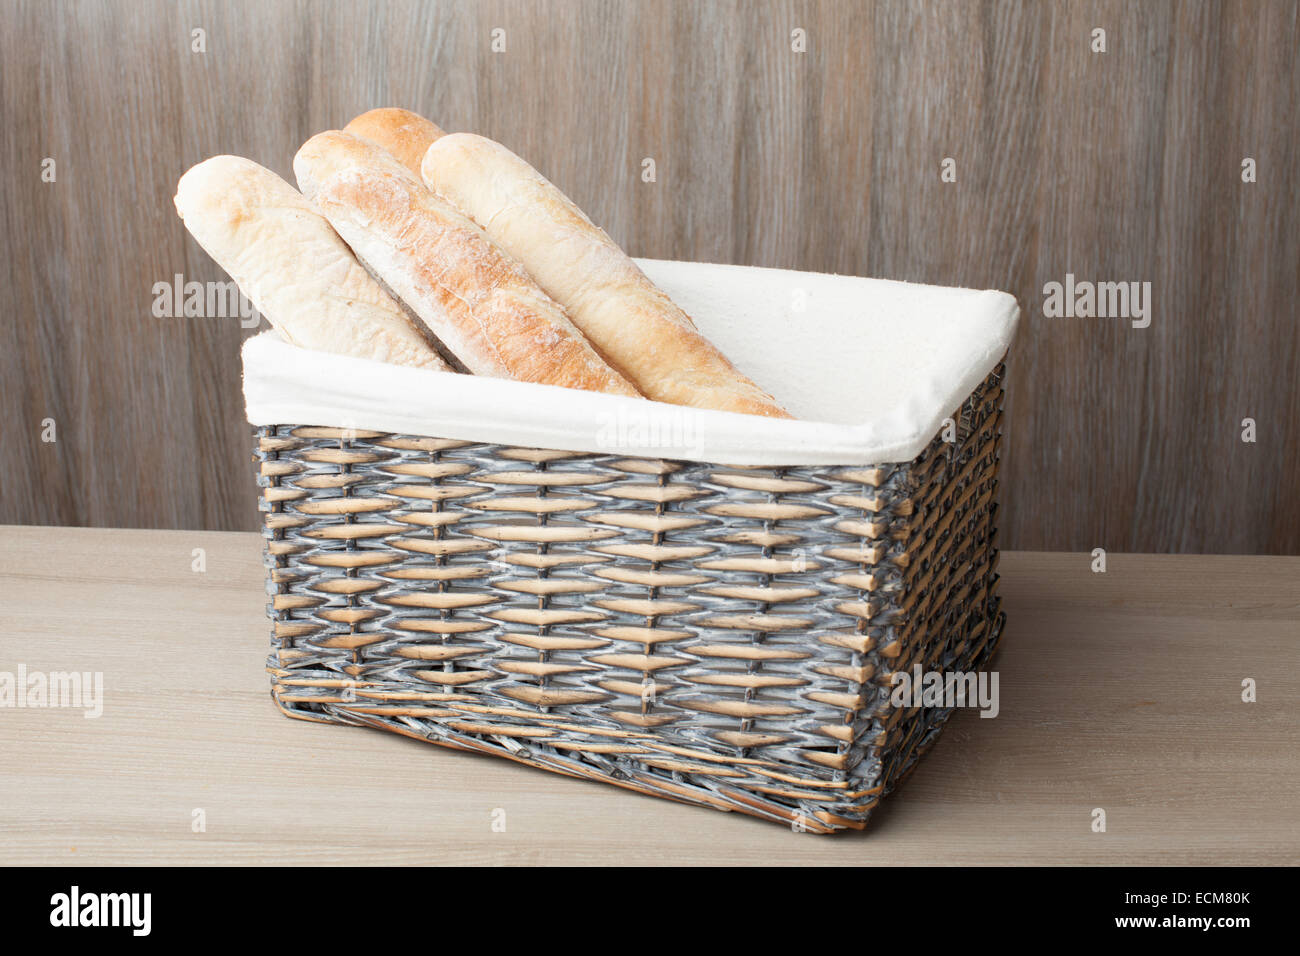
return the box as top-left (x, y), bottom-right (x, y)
top-left (1, 0), bottom-right (1296, 552)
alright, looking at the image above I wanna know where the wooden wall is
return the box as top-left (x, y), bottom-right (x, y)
top-left (2, 0), bottom-right (1296, 552)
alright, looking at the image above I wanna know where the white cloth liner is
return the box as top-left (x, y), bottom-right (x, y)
top-left (242, 258), bottom-right (1019, 466)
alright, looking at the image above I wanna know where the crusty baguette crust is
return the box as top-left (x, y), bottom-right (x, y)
top-left (173, 155), bottom-right (450, 371)
top-left (295, 131), bottom-right (642, 397)
top-left (345, 108), bottom-right (446, 178)
top-left (421, 133), bottom-right (792, 418)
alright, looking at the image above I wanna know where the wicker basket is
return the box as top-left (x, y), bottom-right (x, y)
top-left (254, 354), bottom-right (1006, 833)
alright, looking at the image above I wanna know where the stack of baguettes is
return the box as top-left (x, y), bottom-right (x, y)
top-left (174, 108), bottom-right (791, 419)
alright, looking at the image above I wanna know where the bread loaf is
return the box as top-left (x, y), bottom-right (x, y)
top-left (344, 108), bottom-right (445, 177)
top-left (420, 134), bottom-right (791, 417)
top-left (294, 131), bottom-right (641, 397)
top-left (173, 155), bottom-right (450, 371)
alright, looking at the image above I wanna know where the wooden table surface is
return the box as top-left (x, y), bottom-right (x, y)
top-left (1, 525), bottom-right (1296, 866)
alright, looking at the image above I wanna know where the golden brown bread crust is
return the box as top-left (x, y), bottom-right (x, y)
top-left (344, 108), bottom-right (446, 178)
top-left (173, 155), bottom-right (450, 372)
top-left (421, 133), bottom-right (792, 418)
top-left (294, 131), bottom-right (642, 397)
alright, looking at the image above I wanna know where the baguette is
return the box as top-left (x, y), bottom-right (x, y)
top-left (421, 134), bottom-right (791, 418)
top-left (173, 155), bottom-right (450, 371)
top-left (345, 107), bottom-right (445, 177)
top-left (294, 130), bottom-right (641, 397)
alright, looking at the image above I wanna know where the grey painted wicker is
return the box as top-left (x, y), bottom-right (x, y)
top-left (255, 363), bottom-right (1006, 833)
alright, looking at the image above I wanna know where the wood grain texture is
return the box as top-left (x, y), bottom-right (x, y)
top-left (0, 0), bottom-right (1296, 552)
top-left (0, 526), bottom-right (1296, 864)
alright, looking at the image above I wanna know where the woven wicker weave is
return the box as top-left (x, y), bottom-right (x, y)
top-left (256, 364), bottom-right (1006, 832)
